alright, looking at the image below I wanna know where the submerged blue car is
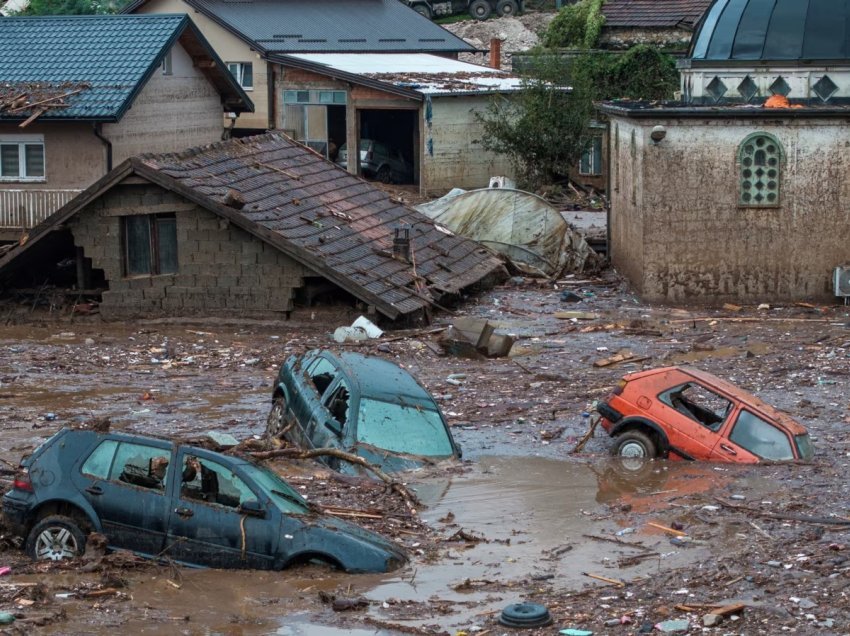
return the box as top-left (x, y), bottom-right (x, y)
top-left (3, 429), bottom-right (406, 572)
top-left (266, 350), bottom-right (461, 473)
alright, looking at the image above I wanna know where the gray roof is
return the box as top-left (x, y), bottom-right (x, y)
top-left (125, 0), bottom-right (475, 54)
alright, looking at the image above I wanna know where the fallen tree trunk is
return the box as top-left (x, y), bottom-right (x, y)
top-left (248, 447), bottom-right (420, 513)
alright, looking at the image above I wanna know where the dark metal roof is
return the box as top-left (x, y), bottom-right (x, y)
top-left (125, 0), bottom-right (475, 54)
top-left (0, 15), bottom-right (251, 121)
top-left (691, 0), bottom-right (850, 61)
top-left (603, 0), bottom-right (712, 29)
top-left (0, 134), bottom-right (504, 320)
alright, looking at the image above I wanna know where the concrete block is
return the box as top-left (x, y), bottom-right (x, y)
top-left (126, 278), bottom-right (152, 290)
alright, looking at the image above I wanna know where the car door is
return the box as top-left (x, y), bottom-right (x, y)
top-left (309, 376), bottom-right (353, 466)
top-left (76, 438), bottom-right (173, 556)
top-left (711, 408), bottom-right (790, 462)
top-left (655, 382), bottom-right (731, 459)
top-left (164, 449), bottom-right (277, 569)
top-left (288, 355), bottom-right (339, 449)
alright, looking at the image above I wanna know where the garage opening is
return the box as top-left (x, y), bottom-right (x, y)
top-left (357, 109), bottom-right (419, 185)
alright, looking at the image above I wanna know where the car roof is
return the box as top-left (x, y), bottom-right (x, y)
top-left (625, 366), bottom-right (808, 435)
top-left (321, 350), bottom-right (437, 406)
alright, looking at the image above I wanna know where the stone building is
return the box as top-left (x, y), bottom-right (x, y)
top-left (0, 134), bottom-right (505, 322)
top-left (600, 0), bottom-right (712, 53)
top-left (602, 0), bottom-right (850, 304)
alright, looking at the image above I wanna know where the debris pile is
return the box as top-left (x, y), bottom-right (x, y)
top-left (0, 82), bottom-right (90, 127)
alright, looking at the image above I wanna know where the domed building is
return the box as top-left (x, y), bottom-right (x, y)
top-left (600, 0), bottom-right (850, 304)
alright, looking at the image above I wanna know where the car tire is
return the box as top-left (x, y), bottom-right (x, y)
top-left (412, 3), bottom-right (432, 19)
top-left (469, 0), bottom-right (492, 20)
top-left (266, 396), bottom-right (288, 438)
top-left (376, 165), bottom-right (392, 184)
top-left (26, 515), bottom-right (87, 562)
top-left (496, 0), bottom-right (518, 17)
top-left (612, 430), bottom-right (657, 459)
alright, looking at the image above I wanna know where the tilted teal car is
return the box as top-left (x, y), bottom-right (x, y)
top-left (266, 350), bottom-right (461, 473)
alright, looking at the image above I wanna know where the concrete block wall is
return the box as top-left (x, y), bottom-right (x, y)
top-left (69, 183), bottom-right (308, 319)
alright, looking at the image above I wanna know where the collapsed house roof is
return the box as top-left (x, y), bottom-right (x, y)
top-left (123, 0), bottom-right (475, 55)
top-left (0, 133), bottom-right (505, 320)
top-left (277, 53), bottom-right (525, 97)
top-left (0, 14), bottom-right (252, 123)
top-left (603, 0), bottom-right (712, 29)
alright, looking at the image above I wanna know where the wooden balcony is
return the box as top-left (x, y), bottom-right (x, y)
top-left (0, 189), bottom-right (81, 239)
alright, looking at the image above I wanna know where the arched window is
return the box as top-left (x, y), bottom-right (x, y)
top-left (738, 133), bottom-right (783, 206)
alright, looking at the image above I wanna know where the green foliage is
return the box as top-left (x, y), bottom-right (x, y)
top-left (572, 45), bottom-right (679, 101)
top-left (544, 0), bottom-right (606, 49)
top-left (14, 0), bottom-right (119, 14)
top-left (476, 54), bottom-right (594, 188)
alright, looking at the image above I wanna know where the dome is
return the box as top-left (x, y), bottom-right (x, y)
top-left (690, 0), bottom-right (850, 61)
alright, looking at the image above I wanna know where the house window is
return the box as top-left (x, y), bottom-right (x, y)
top-left (227, 62), bottom-right (253, 90)
top-left (281, 90), bottom-right (347, 156)
top-left (161, 50), bottom-right (172, 75)
top-left (579, 136), bottom-right (603, 176)
top-left (0, 136), bottom-right (45, 181)
top-left (739, 133), bottom-right (782, 206)
top-left (124, 214), bottom-right (178, 277)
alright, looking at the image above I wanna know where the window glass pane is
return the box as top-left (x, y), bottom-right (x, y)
top-left (296, 91), bottom-right (310, 103)
top-left (241, 464), bottom-right (308, 514)
top-left (283, 104), bottom-right (306, 139)
top-left (729, 410), bottom-right (794, 460)
top-left (227, 62), bottom-right (238, 78)
top-left (579, 148), bottom-right (591, 174)
top-left (356, 399), bottom-right (454, 457)
top-left (0, 144), bottom-right (19, 177)
top-left (305, 105), bottom-right (327, 142)
top-left (307, 357), bottom-right (337, 396)
top-left (24, 144), bottom-right (44, 177)
top-left (319, 91), bottom-right (333, 104)
top-left (81, 440), bottom-right (119, 479)
top-left (241, 63), bottom-right (253, 89)
top-left (125, 216), bottom-right (152, 276)
top-left (333, 91), bottom-right (346, 104)
top-left (110, 442), bottom-right (171, 490)
top-left (283, 90), bottom-right (298, 103)
top-left (156, 216), bottom-right (178, 274)
top-left (181, 456), bottom-right (255, 508)
top-left (592, 137), bottom-right (602, 174)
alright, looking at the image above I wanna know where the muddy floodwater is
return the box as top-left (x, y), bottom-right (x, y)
top-left (2, 279), bottom-right (850, 633)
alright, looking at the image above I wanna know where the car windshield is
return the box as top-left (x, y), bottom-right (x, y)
top-left (356, 398), bottom-right (453, 457)
top-left (795, 433), bottom-right (813, 460)
top-left (241, 464), bottom-right (309, 514)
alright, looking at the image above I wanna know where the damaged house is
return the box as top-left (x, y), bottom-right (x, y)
top-left (0, 15), bottom-right (252, 237)
top-left (603, 0), bottom-right (850, 304)
top-left (0, 133), bottom-right (506, 321)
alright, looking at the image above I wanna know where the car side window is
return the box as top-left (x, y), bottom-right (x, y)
top-left (306, 357), bottom-right (337, 397)
top-left (324, 379), bottom-right (351, 430)
top-left (108, 443), bottom-right (171, 492)
top-left (659, 383), bottom-right (731, 430)
top-left (729, 410), bottom-right (794, 460)
top-left (81, 440), bottom-right (119, 479)
top-left (180, 456), bottom-right (255, 509)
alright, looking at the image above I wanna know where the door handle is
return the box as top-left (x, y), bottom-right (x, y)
top-left (174, 507), bottom-right (194, 518)
top-left (85, 485), bottom-right (103, 495)
top-left (719, 444), bottom-right (737, 455)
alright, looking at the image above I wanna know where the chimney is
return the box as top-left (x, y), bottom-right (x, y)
top-left (393, 224), bottom-right (411, 262)
top-left (489, 38), bottom-right (501, 70)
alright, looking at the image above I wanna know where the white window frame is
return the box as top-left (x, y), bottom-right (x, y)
top-left (227, 62), bottom-right (253, 90)
top-left (0, 135), bottom-right (46, 182)
top-left (579, 135), bottom-right (603, 176)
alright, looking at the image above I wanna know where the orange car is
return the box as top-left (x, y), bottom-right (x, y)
top-left (598, 366), bottom-right (813, 463)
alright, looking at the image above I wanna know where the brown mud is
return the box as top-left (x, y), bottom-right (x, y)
top-left (0, 274), bottom-right (849, 633)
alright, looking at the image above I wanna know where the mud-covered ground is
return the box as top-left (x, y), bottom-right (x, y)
top-left (1, 272), bottom-right (849, 634)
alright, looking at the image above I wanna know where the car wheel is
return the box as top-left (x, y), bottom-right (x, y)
top-left (26, 515), bottom-right (87, 562)
top-left (612, 430), bottom-right (657, 459)
top-left (266, 396), bottom-right (288, 437)
top-left (376, 165), bottom-right (392, 183)
top-left (413, 3), bottom-right (432, 19)
top-left (469, 0), bottom-right (492, 20)
top-left (496, 0), bottom-right (518, 17)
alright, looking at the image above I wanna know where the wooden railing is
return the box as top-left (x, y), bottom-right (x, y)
top-left (0, 189), bottom-right (81, 229)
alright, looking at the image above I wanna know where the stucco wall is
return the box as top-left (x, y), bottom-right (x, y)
top-left (103, 42), bottom-right (226, 164)
top-left (135, 0), bottom-right (268, 131)
top-left (69, 182), bottom-right (306, 318)
top-left (609, 114), bottom-right (850, 304)
top-left (424, 95), bottom-right (515, 194)
top-left (0, 123), bottom-right (104, 190)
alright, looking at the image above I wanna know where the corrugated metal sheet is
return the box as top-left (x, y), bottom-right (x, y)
top-left (130, 134), bottom-right (506, 318)
top-left (603, 0), bottom-right (712, 28)
top-left (187, 0), bottom-right (475, 53)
